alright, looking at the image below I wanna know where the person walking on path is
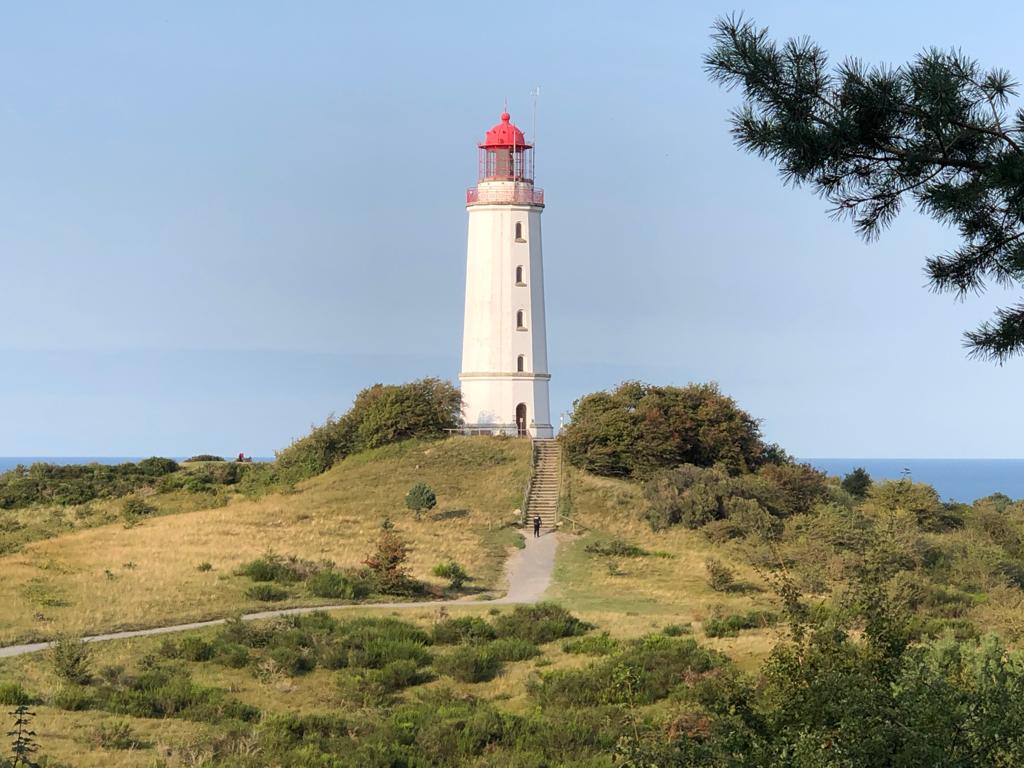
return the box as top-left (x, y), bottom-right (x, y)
top-left (533, 515), bottom-right (542, 537)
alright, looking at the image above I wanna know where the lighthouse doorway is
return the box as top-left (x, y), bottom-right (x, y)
top-left (516, 403), bottom-right (528, 437)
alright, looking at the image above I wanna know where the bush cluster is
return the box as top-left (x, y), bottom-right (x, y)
top-left (236, 550), bottom-right (378, 601)
top-left (276, 378), bottom-right (462, 479)
top-left (157, 461), bottom-right (251, 494)
top-left (431, 560), bottom-right (470, 589)
top-left (491, 602), bottom-right (592, 644)
top-left (532, 635), bottom-right (723, 707)
top-left (431, 616), bottom-right (496, 644)
top-left (0, 457), bottom-right (179, 509)
top-left (703, 610), bottom-right (778, 638)
top-left (644, 461), bottom-right (827, 532)
top-left (562, 382), bottom-right (774, 478)
top-left (53, 660), bottom-right (258, 723)
top-left (562, 633), bottom-right (620, 656)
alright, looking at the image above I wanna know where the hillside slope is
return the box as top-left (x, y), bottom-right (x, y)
top-left (0, 438), bottom-right (531, 645)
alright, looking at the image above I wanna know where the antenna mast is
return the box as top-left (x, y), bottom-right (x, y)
top-left (531, 86), bottom-right (540, 153)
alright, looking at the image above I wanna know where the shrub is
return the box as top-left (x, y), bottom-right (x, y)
top-left (347, 638), bottom-right (431, 670)
top-left (493, 603), bottom-right (591, 644)
top-left (562, 634), bottom-right (620, 656)
top-left (584, 539), bottom-right (649, 558)
top-left (662, 623), bottom-right (692, 637)
top-left (276, 378), bottom-right (462, 479)
top-left (238, 551), bottom-right (322, 584)
top-left (307, 569), bottom-right (371, 600)
top-left (374, 659), bottom-right (428, 691)
top-left (432, 616), bottom-right (496, 645)
top-left (562, 381), bottom-right (769, 478)
top-left (89, 720), bottom-right (138, 750)
top-left (122, 496), bottom-right (156, 520)
top-left (841, 467), bottom-right (872, 498)
top-left (705, 557), bottom-right (737, 592)
top-left (53, 684), bottom-right (94, 711)
top-left (186, 455), bottom-right (224, 462)
top-left (532, 635), bottom-right (722, 707)
top-left (247, 584), bottom-right (289, 602)
top-left (91, 663), bottom-right (259, 723)
top-left (268, 646), bottom-right (316, 676)
top-left (338, 659), bottom-right (428, 706)
top-left (703, 610), bottom-right (777, 638)
top-left (435, 645), bottom-right (502, 683)
top-left (213, 642), bottom-right (251, 668)
top-left (179, 636), bottom-right (215, 662)
top-left (432, 560), bottom-right (470, 589)
top-left (0, 681), bottom-right (32, 705)
top-left (196, 561), bottom-right (213, 572)
top-left (406, 482), bottom-right (437, 518)
top-left (488, 637), bottom-right (541, 662)
top-left (50, 634), bottom-right (92, 685)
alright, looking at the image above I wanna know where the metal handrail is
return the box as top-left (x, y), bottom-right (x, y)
top-left (466, 186), bottom-right (545, 206)
top-left (558, 513), bottom-right (590, 534)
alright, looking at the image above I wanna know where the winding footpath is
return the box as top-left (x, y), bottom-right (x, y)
top-left (0, 531), bottom-right (561, 659)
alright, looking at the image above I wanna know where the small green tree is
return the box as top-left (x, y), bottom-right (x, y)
top-left (6, 704), bottom-right (40, 768)
top-left (363, 520), bottom-right (411, 594)
top-left (405, 483), bottom-right (437, 520)
top-left (842, 467), bottom-right (873, 499)
top-left (49, 635), bottom-right (91, 686)
top-left (705, 557), bottom-right (736, 592)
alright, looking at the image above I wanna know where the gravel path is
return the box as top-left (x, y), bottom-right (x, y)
top-left (0, 531), bottom-right (562, 659)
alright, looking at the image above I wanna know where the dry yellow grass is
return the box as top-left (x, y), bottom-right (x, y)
top-left (551, 467), bottom-right (782, 668)
top-left (0, 438), bottom-right (531, 644)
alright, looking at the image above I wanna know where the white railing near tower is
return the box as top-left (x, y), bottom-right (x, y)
top-left (466, 185), bottom-right (545, 206)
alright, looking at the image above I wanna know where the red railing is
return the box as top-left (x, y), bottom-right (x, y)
top-left (466, 186), bottom-right (545, 206)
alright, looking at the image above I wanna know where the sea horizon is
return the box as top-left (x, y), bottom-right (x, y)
top-left (1, 455), bottom-right (1021, 504)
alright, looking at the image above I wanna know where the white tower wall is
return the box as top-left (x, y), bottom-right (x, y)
top-left (460, 180), bottom-right (552, 437)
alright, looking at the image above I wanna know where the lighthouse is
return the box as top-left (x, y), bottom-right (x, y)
top-left (459, 111), bottom-right (553, 438)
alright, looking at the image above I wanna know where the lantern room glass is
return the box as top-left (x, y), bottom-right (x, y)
top-left (479, 146), bottom-right (534, 183)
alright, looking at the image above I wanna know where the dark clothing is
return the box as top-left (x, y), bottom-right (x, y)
top-left (533, 517), bottom-right (541, 537)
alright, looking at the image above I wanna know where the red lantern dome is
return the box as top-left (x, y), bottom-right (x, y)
top-left (466, 109), bottom-right (544, 206)
top-left (480, 112), bottom-right (532, 150)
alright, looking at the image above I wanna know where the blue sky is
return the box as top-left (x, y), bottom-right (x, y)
top-left (1, 0), bottom-right (1022, 458)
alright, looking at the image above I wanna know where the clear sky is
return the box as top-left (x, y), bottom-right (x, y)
top-left (1, 0), bottom-right (1022, 458)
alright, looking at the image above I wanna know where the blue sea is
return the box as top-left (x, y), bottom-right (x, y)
top-left (0, 456), bottom-right (1020, 504)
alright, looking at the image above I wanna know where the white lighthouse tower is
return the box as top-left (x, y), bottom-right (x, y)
top-left (460, 111), bottom-right (553, 438)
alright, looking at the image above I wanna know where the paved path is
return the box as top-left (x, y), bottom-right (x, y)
top-left (0, 531), bottom-right (562, 659)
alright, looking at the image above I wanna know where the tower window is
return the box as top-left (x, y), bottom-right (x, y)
top-left (515, 221), bottom-right (525, 242)
top-left (517, 355), bottom-right (525, 372)
top-left (515, 265), bottom-right (525, 285)
top-left (516, 310), bottom-right (526, 330)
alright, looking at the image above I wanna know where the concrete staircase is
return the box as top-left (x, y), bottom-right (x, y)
top-left (525, 439), bottom-right (561, 533)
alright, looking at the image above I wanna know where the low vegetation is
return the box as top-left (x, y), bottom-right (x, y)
top-left (0, 457), bottom-right (179, 510)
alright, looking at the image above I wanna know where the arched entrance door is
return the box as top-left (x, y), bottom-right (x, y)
top-left (515, 403), bottom-right (528, 437)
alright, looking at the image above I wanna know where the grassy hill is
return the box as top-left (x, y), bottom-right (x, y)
top-left (0, 438), bottom-right (531, 645)
top-left (6, 436), bottom-right (1024, 766)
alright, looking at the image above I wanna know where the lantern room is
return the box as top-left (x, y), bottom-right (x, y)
top-left (478, 112), bottom-right (534, 182)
